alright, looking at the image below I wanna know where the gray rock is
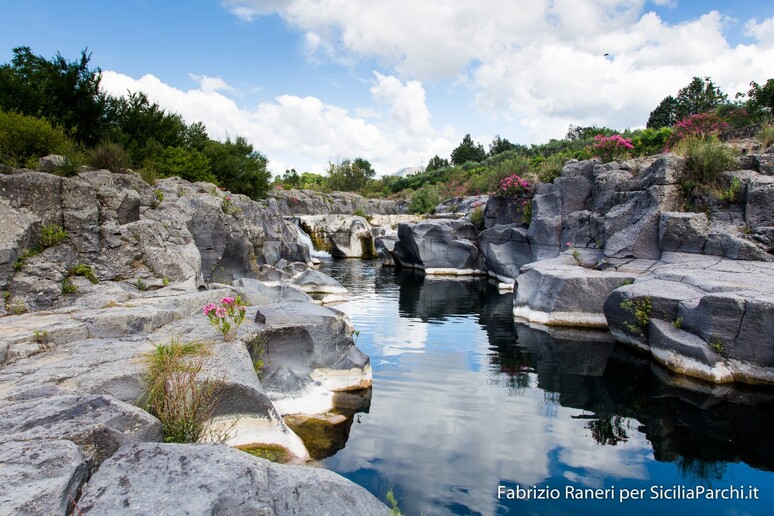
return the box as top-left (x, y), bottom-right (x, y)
top-left (479, 224), bottom-right (532, 281)
top-left (0, 203), bottom-right (36, 290)
top-left (435, 195), bottom-right (489, 218)
top-left (374, 234), bottom-right (398, 266)
top-left (659, 212), bottom-right (709, 253)
top-left (482, 196), bottom-right (526, 228)
top-left (234, 277), bottom-right (313, 305)
top-left (392, 219), bottom-right (483, 272)
top-left (744, 174), bottom-right (774, 228)
top-left (299, 215), bottom-right (375, 258)
top-left (291, 269), bottom-right (348, 294)
top-left (0, 394), bottom-right (162, 467)
top-left (77, 442), bottom-right (389, 515)
top-left (37, 154), bottom-right (66, 172)
top-left (0, 438), bottom-right (88, 516)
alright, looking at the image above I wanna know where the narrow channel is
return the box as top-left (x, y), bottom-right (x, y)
top-left (315, 257), bottom-right (774, 516)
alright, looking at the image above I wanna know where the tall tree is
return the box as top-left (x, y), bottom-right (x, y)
top-left (425, 154), bottom-right (449, 171)
top-left (0, 46), bottom-right (107, 145)
top-left (326, 158), bottom-right (376, 192)
top-left (451, 134), bottom-right (486, 165)
top-left (489, 135), bottom-right (519, 156)
top-left (203, 136), bottom-right (271, 200)
top-left (647, 77), bottom-right (728, 129)
top-left (739, 79), bottom-right (774, 120)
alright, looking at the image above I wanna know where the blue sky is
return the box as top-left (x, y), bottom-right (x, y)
top-left (3, 0), bottom-right (773, 176)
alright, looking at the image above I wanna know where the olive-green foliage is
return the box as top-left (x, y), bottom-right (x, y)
top-left (739, 79), bottom-right (774, 121)
top-left (469, 205), bottom-right (484, 228)
top-left (147, 146), bottom-right (215, 184)
top-left (647, 76), bottom-right (728, 129)
top-left (326, 158), bottom-right (375, 192)
top-left (61, 277), bottom-right (77, 295)
top-left (141, 340), bottom-right (220, 443)
top-left (757, 123), bottom-right (774, 148)
top-left (40, 223), bottom-right (67, 247)
top-left (0, 46), bottom-right (107, 146)
top-left (69, 263), bottom-right (99, 284)
top-left (673, 135), bottom-right (737, 197)
top-left (87, 141), bottom-right (130, 172)
top-left (630, 127), bottom-right (673, 156)
top-left (533, 153), bottom-right (566, 184)
top-left (425, 154), bottom-right (449, 171)
top-left (386, 489), bottom-right (403, 516)
top-left (203, 137), bottom-right (271, 200)
top-left (620, 297), bottom-right (652, 336)
top-left (409, 184), bottom-right (442, 214)
top-left (0, 109), bottom-right (76, 167)
top-left (451, 134), bottom-right (486, 165)
top-left (721, 177), bottom-right (742, 203)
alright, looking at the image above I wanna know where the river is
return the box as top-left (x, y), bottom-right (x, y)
top-left (312, 257), bottom-right (774, 515)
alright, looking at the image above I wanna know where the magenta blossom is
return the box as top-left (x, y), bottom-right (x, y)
top-left (203, 294), bottom-right (248, 342)
top-left (221, 297), bottom-right (235, 305)
top-left (203, 303), bottom-right (217, 316)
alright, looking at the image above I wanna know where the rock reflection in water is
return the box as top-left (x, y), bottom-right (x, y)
top-left (318, 259), bottom-right (774, 515)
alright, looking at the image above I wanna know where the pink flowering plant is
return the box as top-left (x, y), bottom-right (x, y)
top-left (497, 174), bottom-right (531, 197)
top-left (591, 134), bottom-right (634, 163)
top-left (203, 295), bottom-right (247, 342)
top-left (665, 113), bottom-right (728, 150)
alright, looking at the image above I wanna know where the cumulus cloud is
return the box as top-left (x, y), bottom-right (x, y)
top-left (222, 0), bottom-right (774, 142)
top-left (101, 70), bottom-right (453, 176)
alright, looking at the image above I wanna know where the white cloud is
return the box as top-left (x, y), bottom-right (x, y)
top-left (745, 16), bottom-right (774, 47)
top-left (222, 0), bottom-right (774, 143)
top-left (101, 70), bottom-right (453, 176)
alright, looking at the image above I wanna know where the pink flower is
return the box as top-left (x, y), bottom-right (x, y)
top-left (221, 297), bottom-right (235, 305)
top-left (215, 307), bottom-right (227, 318)
top-left (203, 303), bottom-right (216, 316)
top-left (566, 242), bottom-right (572, 247)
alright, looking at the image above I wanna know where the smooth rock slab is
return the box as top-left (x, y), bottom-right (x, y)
top-left (77, 442), bottom-right (389, 515)
top-left (0, 438), bottom-right (88, 516)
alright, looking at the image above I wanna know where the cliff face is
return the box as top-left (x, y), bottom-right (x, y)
top-left (0, 169), bottom-right (309, 314)
top-left (268, 188), bottom-right (406, 216)
top-left (386, 144), bottom-right (774, 385)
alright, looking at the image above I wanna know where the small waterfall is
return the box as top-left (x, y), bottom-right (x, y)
top-left (295, 221), bottom-right (331, 259)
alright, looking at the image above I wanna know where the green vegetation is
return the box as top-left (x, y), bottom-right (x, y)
top-left (0, 47), bottom-right (271, 200)
top-left (710, 338), bottom-right (724, 355)
top-left (134, 278), bottom-right (147, 291)
top-left (620, 297), bottom-right (652, 336)
top-left (245, 333), bottom-right (269, 376)
top-left (236, 443), bottom-right (291, 463)
top-left (40, 223), bottom-right (67, 247)
top-left (648, 77), bottom-right (728, 129)
top-left (61, 277), bottom-right (77, 295)
top-left (721, 177), bottom-right (742, 203)
top-left (33, 329), bottom-right (49, 344)
top-left (469, 205), bottom-right (484, 228)
top-left (757, 123), bottom-right (774, 148)
top-left (141, 339), bottom-right (223, 443)
top-left (151, 188), bottom-right (164, 208)
top-left (672, 317), bottom-right (684, 330)
top-left (386, 489), bottom-right (403, 516)
top-left (69, 263), bottom-right (99, 284)
top-left (672, 134), bottom-right (737, 199)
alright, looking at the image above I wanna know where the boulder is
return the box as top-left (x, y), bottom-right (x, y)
top-left (745, 175), bottom-right (774, 229)
top-left (255, 302), bottom-right (371, 415)
top-left (659, 212), bottom-right (709, 253)
top-left (435, 195), bottom-right (488, 218)
top-left (0, 438), bottom-right (88, 516)
top-left (36, 154), bottom-right (66, 172)
top-left (291, 269), bottom-right (348, 295)
top-left (392, 219), bottom-right (484, 274)
top-left (299, 215), bottom-right (375, 258)
top-left (478, 224), bottom-right (532, 282)
top-left (234, 277), bottom-right (313, 305)
top-left (482, 196), bottom-right (526, 228)
top-left (77, 442), bottom-right (389, 515)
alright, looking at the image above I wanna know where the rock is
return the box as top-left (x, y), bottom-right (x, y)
top-left (648, 319), bottom-right (733, 383)
top-left (255, 302), bottom-right (371, 415)
top-left (269, 189), bottom-right (403, 216)
top-left (659, 212), bottom-right (709, 253)
top-left (77, 442), bottom-right (389, 515)
top-left (392, 219), bottom-right (484, 274)
top-left (36, 154), bottom-right (66, 172)
top-left (374, 234), bottom-right (398, 266)
top-left (478, 224), bottom-right (532, 282)
top-left (745, 174), bottom-right (774, 228)
top-left (514, 256), bottom-right (637, 328)
top-left (291, 269), bottom-right (348, 295)
top-left (0, 438), bottom-right (88, 516)
top-left (234, 277), bottom-right (313, 305)
top-left (526, 183), bottom-right (562, 261)
top-left (0, 394), bottom-right (162, 467)
top-left (0, 203), bottom-right (36, 290)
top-left (299, 215), bottom-right (375, 258)
top-left (482, 196), bottom-right (525, 228)
top-left (435, 195), bottom-right (489, 219)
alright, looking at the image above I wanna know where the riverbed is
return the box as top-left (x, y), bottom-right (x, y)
top-left (315, 258), bottom-right (774, 515)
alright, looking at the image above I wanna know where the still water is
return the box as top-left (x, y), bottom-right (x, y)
top-left (314, 258), bottom-right (774, 516)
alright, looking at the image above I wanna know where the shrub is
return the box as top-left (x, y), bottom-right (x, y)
top-left (61, 277), bottom-right (77, 295)
top-left (40, 223), bottom-right (67, 247)
top-left (620, 297), bottom-right (652, 336)
top-left (0, 109), bottom-right (75, 167)
top-left (246, 333), bottom-right (269, 376)
top-left (590, 134), bottom-right (634, 163)
top-left (469, 205), bottom-right (484, 228)
top-left (141, 340), bottom-right (223, 443)
top-left (519, 199), bottom-right (532, 225)
top-left (139, 166), bottom-right (158, 185)
top-left (757, 124), bottom-right (774, 148)
top-left (203, 295), bottom-right (247, 342)
top-left (69, 263), bottom-right (99, 284)
top-left (534, 154), bottom-right (566, 183)
top-left (87, 141), bottom-right (130, 172)
top-left (630, 127), bottom-right (673, 157)
top-left (665, 113), bottom-right (727, 150)
top-left (497, 174), bottom-right (531, 197)
top-left (151, 189), bottom-right (164, 208)
top-left (673, 135), bottom-right (737, 196)
top-left (408, 185), bottom-right (442, 214)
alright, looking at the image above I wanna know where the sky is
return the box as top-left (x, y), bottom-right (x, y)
top-left (2, 0), bottom-right (773, 176)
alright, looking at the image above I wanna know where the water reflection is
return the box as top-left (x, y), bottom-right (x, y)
top-left (317, 260), bottom-right (774, 515)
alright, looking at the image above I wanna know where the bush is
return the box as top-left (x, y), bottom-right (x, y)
top-left (141, 340), bottom-right (223, 443)
top-left (469, 205), bottom-right (484, 228)
top-left (630, 127), bottom-right (673, 156)
top-left (534, 154), bottom-right (566, 183)
top-left (147, 146), bottom-right (215, 184)
top-left (87, 141), bottom-right (130, 172)
top-left (408, 184), bottom-right (442, 214)
top-left (40, 223), bottom-right (67, 247)
top-left (757, 124), bottom-right (774, 148)
top-left (0, 109), bottom-right (75, 167)
top-left (665, 113), bottom-right (727, 150)
top-left (673, 134), bottom-right (737, 196)
top-left (69, 263), bottom-right (99, 284)
top-left (590, 134), bottom-right (634, 163)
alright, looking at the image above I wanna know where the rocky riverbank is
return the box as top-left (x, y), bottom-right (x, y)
top-left (383, 142), bottom-right (774, 386)
top-left (0, 165), bottom-right (388, 514)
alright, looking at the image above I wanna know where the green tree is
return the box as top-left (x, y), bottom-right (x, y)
top-left (425, 155), bottom-right (449, 171)
top-left (451, 134), bottom-right (486, 165)
top-left (281, 168), bottom-right (301, 188)
top-left (489, 135), bottom-right (520, 156)
top-left (148, 146), bottom-right (215, 183)
top-left (739, 79), bottom-right (774, 120)
top-left (0, 46), bottom-right (107, 145)
top-left (0, 109), bottom-right (74, 167)
top-left (203, 137), bottom-right (271, 199)
top-left (647, 77), bottom-right (728, 129)
top-left (326, 158), bottom-right (376, 192)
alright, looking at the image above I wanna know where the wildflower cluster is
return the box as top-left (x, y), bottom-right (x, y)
top-left (497, 174), bottom-right (531, 197)
top-left (591, 134), bottom-right (634, 163)
top-left (665, 113), bottom-right (728, 150)
top-left (221, 195), bottom-right (238, 215)
top-left (203, 295), bottom-right (247, 341)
